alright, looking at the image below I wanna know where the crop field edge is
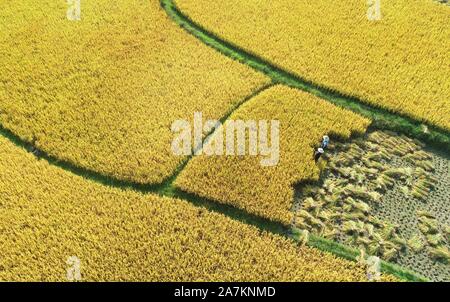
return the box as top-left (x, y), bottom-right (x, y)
top-left (161, 0), bottom-right (450, 154)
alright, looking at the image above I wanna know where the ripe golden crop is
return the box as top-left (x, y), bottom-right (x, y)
top-left (176, 0), bottom-right (450, 130)
top-left (0, 136), bottom-right (397, 282)
top-left (0, 0), bottom-right (269, 184)
top-left (175, 86), bottom-right (370, 225)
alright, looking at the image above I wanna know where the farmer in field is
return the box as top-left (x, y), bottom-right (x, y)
top-left (313, 148), bottom-right (324, 163)
top-left (321, 135), bottom-right (330, 149)
top-left (313, 135), bottom-right (329, 163)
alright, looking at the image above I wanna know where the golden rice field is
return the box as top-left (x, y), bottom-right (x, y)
top-left (175, 86), bottom-right (370, 225)
top-left (0, 0), bottom-right (269, 185)
top-left (0, 136), bottom-right (397, 282)
top-left (176, 0), bottom-right (450, 131)
top-left (1, 0), bottom-right (446, 283)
